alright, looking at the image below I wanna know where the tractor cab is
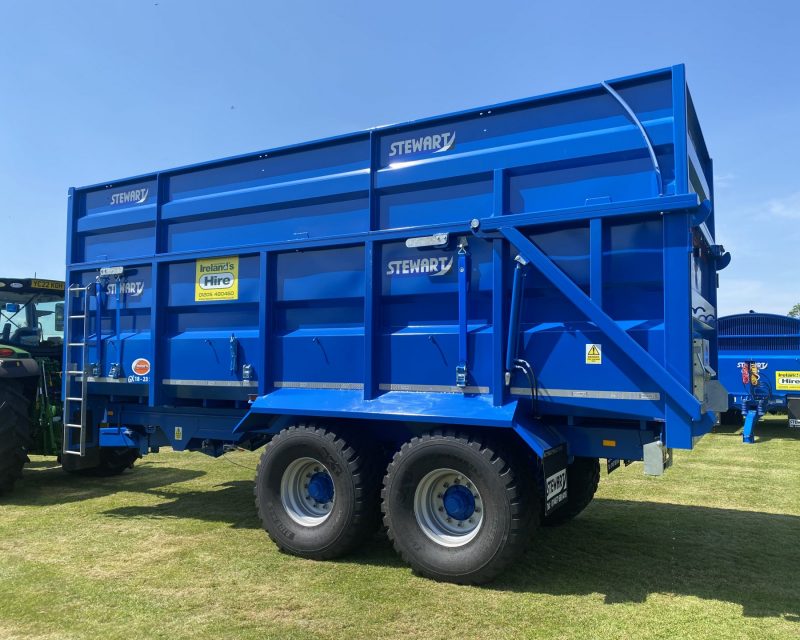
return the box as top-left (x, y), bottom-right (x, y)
top-left (0, 278), bottom-right (65, 358)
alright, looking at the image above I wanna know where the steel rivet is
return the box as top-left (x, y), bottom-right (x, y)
top-left (446, 517), bottom-right (452, 523)
top-left (438, 506), bottom-right (444, 512)
top-left (443, 482), bottom-right (449, 488)
top-left (475, 507), bottom-right (481, 513)
top-left (457, 522), bottom-right (463, 527)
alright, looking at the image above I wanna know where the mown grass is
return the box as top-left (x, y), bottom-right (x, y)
top-left (1, 416), bottom-right (799, 639)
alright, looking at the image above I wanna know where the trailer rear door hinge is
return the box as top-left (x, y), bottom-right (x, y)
top-left (456, 363), bottom-right (467, 388)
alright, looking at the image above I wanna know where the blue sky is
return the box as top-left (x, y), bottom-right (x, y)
top-left (1, 0), bottom-right (798, 315)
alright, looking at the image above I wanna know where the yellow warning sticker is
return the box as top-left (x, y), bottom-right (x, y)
top-left (775, 371), bottom-right (800, 391)
top-left (586, 344), bottom-right (602, 365)
top-left (195, 256), bottom-right (238, 302)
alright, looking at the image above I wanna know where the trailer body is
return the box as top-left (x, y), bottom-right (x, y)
top-left (718, 312), bottom-right (800, 441)
top-left (63, 65), bottom-right (727, 476)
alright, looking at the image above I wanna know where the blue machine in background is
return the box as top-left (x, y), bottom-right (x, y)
top-left (718, 312), bottom-right (800, 443)
top-left (61, 64), bottom-right (729, 583)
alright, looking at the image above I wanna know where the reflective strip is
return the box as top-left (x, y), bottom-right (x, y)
top-left (86, 376), bottom-right (134, 384)
top-left (275, 381), bottom-right (364, 390)
top-left (379, 383), bottom-right (489, 394)
top-left (164, 379), bottom-right (258, 387)
top-left (510, 387), bottom-right (660, 401)
top-left (274, 381), bottom-right (489, 394)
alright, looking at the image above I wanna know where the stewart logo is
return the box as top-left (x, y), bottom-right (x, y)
top-left (389, 131), bottom-right (456, 158)
top-left (386, 256), bottom-right (453, 277)
top-left (110, 188), bottom-right (149, 206)
top-left (106, 281), bottom-right (145, 297)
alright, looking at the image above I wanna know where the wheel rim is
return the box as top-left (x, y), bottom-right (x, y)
top-left (280, 457), bottom-right (335, 526)
top-left (413, 468), bottom-right (483, 547)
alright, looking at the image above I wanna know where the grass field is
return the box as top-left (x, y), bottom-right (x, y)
top-left (1, 417), bottom-right (798, 640)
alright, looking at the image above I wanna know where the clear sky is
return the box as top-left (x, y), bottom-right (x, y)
top-left (1, 0), bottom-right (798, 315)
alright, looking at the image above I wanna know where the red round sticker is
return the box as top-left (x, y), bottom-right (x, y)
top-left (131, 358), bottom-right (151, 376)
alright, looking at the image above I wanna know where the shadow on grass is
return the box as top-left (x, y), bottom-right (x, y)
top-left (713, 420), bottom-right (800, 443)
top-left (2, 459), bottom-right (205, 507)
top-left (99, 477), bottom-right (800, 620)
top-left (493, 498), bottom-right (800, 621)
top-left (103, 479), bottom-right (261, 529)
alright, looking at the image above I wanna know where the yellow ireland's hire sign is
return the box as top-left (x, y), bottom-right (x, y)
top-left (195, 256), bottom-right (238, 301)
top-left (775, 371), bottom-right (800, 391)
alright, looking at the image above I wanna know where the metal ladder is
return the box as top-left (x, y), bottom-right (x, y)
top-left (63, 284), bottom-right (90, 457)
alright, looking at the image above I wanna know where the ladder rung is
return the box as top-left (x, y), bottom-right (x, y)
top-left (67, 370), bottom-right (84, 375)
top-left (68, 342), bottom-right (85, 347)
top-left (68, 287), bottom-right (86, 292)
top-left (62, 450), bottom-right (82, 456)
top-left (65, 397), bottom-right (83, 402)
top-left (69, 315), bottom-right (85, 319)
top-left (65, 423), bottom-right (83, 429)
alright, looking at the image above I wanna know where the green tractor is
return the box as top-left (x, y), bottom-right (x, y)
top-left (0, 277), bottom-right (65, 494)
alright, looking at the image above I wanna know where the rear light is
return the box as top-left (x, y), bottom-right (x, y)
top-left (0, 348), bottom-right (15, 358)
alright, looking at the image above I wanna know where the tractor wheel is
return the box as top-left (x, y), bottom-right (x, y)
top-left (382, 431), bottom-right (536, 584)
top-left (0, 381), bottom-right (32, 495)
top-left (541, 457), bottom-right (600, 527)
top-left (254, 424), bottom-right (381, 560)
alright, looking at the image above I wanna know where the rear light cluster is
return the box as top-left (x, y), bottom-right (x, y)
top-left (0, 348), bottom-right (16, 358)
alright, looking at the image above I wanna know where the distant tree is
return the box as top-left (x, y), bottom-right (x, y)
top-left (789, 304), bottom-right (800, 318)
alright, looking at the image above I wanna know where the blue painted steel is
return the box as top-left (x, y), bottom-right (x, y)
top-left (456, 241), bottom-right (470, 387)
top-left (505, 258), bottom-right (526, 373)
top-left (99, 427), bottom-right (140, 449)
top-left (308, 472), bottom-right (334, 504)
top-left (64, 65), bottom-right (726, 467)
top-left (601, 81), bottom-right (663, 196)
top-left (718, 313), bottom-right (800, 442)
top-left (742, 410), bottom-right (758, 444)
top-left (443, 485), bottom-right (476, 521)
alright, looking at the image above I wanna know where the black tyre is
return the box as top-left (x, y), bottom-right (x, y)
top-left (541, 457), bottom-right (599, 527)
top-left (254, 424), bottom-right (380, 560)
top-left (382, 431), bottom-right (536, 585)
top-left (0, 382), bottom-right (32, 495)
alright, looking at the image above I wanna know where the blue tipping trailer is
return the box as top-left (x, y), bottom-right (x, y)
top-left (718, 312), bottom-right (800, 442)
top-left (62, 64), bottom-right (729, 583)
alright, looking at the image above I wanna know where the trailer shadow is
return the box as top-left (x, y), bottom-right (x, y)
top-left (102, 479), bottom-right (261, 529)
top-left (2, 458), bottom-right (206, 507)
top-left (713, 421), bottom-right (800, 442)
top-left (95, 476), bottom-right (800, 620)
top-left (492, 498), bottom-right (800, 621)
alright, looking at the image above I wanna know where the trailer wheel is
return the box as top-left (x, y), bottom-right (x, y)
top-left (254, 424), bottom-right (380, 560)
top-left (0, 382), bottom-right (32, 495)
top-left (541, 457), bottom-right (600, 527)
top-left (382, 431), bottom-right (535, 584)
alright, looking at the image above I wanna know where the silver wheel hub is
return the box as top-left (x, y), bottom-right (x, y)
top-left (413, 468), bottom-right (483, 547)
top-left (280, 457), bottom-right (335, 526)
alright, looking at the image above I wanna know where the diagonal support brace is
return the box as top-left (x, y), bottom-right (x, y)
top-left (501, 227), bottom-right (701, 421)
